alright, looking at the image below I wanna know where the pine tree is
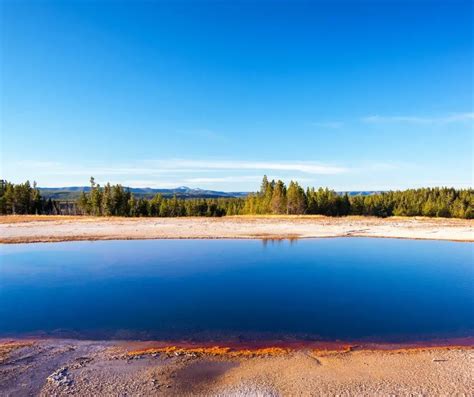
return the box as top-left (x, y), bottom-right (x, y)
top-left (128, 195), bottom-right (137, 217)
top-left (31, 182), bottom-right (42, 215)
top-left (102, 183), bottom-right (113, 216)
top-left (90, 180), bottom-right (103, 216)
top-left (270, 180), bottom-right (287, 214)
top-left (287, 181), bottom-right (307, 214)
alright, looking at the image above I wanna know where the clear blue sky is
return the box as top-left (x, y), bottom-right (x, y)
top-left (1, 0), bottom-right (472, 191)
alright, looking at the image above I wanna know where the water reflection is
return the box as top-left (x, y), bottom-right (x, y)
top-left (1, 238), bottom-right (472, 342)
top-left (261, 237), bottom-right (299, 247)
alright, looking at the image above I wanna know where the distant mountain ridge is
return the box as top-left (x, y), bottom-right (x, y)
top-left (339, 191), bottom-right (383, 196)
top-left (39, 186), bottom-right (380, 201)
top-left (39, 186), bottom-right (249, 200)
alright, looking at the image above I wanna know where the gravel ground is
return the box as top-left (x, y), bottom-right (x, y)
top-left (1, 340), bottom-right (473, 396)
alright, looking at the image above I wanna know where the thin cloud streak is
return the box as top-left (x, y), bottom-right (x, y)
top-left (361, 112), bottom-right (474, 124)
top-left (185, 176), bottom-right (262, 184)
top-left (145, 160), bottom-right (348, 175)
top-left (184, 176), bottom-right (313, 184)
top-left (16, 159), bottom-right (349, 176)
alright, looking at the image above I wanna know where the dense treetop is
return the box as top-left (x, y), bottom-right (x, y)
top-left (1, 177), bottom-right (473, 219)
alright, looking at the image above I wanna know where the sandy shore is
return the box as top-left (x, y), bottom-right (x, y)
top-left (0, 215), bottom-right (473, 243)
top-left (1, 339), bottom-right (472, 396)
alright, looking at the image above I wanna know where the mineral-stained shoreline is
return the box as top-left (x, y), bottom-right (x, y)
top-left (1, 215), bottom-right (473, 243)
top-left (1, 339), bottom-right (473, 396)
top-left (1, 216), bottom-right (473, 395)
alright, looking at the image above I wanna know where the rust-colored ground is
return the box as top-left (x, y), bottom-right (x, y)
top-left (0, 341), bottom-right (35, 364)
top-left (1, 339), bottom-right (473, 396)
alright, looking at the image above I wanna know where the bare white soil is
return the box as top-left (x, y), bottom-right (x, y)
top-left (0, 215), bottom-right (472, 243)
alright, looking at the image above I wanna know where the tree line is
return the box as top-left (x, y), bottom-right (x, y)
top-left (243, 176), bottom-right (473, 219)
top-left (0, 180), bottom-right (56, 215)
top-left (76, 178), bottom-right (241, 217)
top-left (1, 177), bottom-right (473, 219)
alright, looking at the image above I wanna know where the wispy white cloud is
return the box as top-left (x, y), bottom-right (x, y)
top-left (121, 180), bottom-right (185, 188)
top-left (16, 160), bottom-right (63, 168)
top-left (361, 112), bottom-right (474, 125)
top-left (184, 175), bottom-right (314, 184)
top-left (9, 158), bottom-right (469, 190)
top-left (16, 159), bottom-right (348, 176)
top-left (9, 159), bottom-right (348, 189)
top-left (185, 176), bottom-right (263, 184)
top-left (144, 159), bottom-right (348, 175)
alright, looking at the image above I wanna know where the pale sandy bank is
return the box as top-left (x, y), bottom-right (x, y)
top-left (0, 215), bottom-right (472, 243)
top-left (1, 340), bottom-right (472, 396)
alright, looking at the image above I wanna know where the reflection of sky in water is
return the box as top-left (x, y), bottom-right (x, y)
top-left (1, 238), bottom-right (473, 341)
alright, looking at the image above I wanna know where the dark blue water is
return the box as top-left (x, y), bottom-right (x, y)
top-left (1, 238), bottom-right (473, 342)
